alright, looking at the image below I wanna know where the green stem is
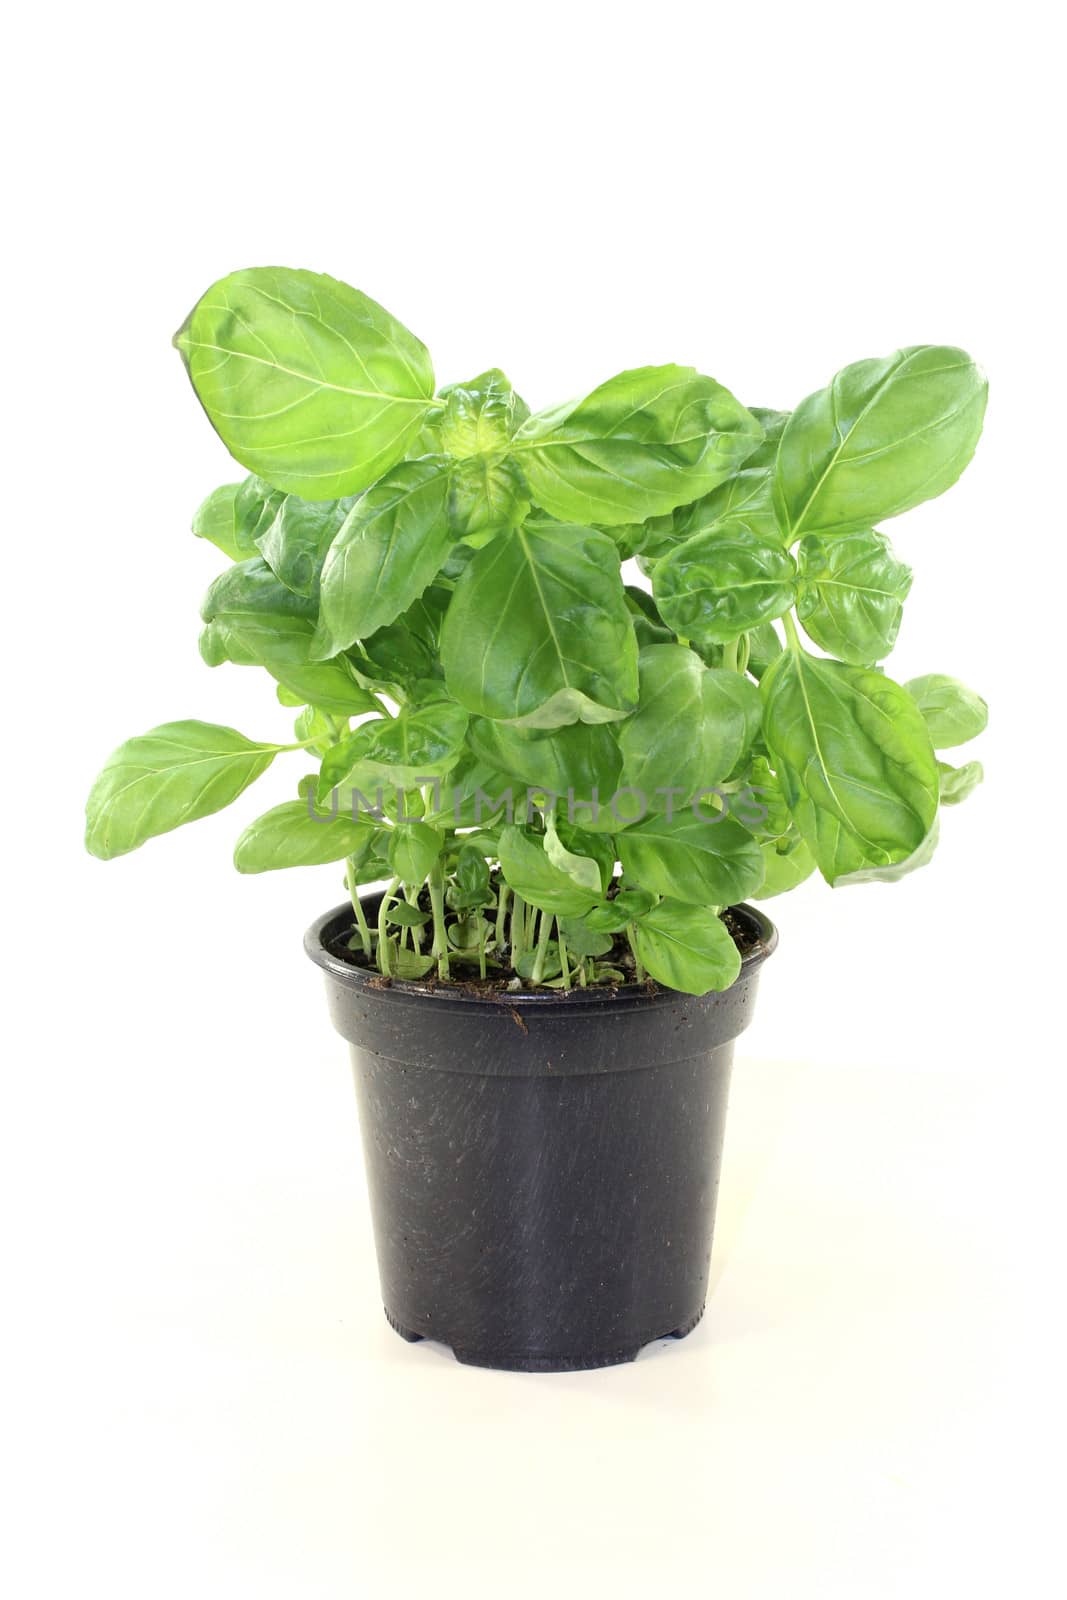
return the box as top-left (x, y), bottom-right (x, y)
top-left (377, 876), bottom-right (401, 977)
top-left (511, 892), bottom-right (527, 965)
top-left (478, 920), bottom-right (488, 981)
top-left (781, 609), bottom-right (801, 649)
top-left (627, 923), bottom-right (646, 983)
top-left (345, 860), bottom-right (373, 958)
top-left (578, 957), bottom-right (588, 988)
top-left (428, 858), bottom-right (450, 980)
top-left (530, 910), bottom-right (554, 986)
top-left (495, 883), bottom-right (510, 948)
top-left (404, 883), bottom-right (424, 950)
top-left (723, 638), bottom-right (739, 673)
top-left (558, 927), bottom-right (571, 989)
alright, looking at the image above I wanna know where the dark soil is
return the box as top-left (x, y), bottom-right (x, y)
top-left (325, 892), bottom-right (764, 996)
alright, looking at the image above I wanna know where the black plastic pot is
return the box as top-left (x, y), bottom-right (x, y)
top-left (306, 898), bottom-right (777, 1372)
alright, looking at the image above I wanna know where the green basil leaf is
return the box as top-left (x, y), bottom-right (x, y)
top-left (753, 834), bottom-right (817, 898)
top-left (582, 887), bottom-right (657, 933)
top-left (233, 800), bottom-right (379, 873)
top-left (618, 810), bottom-right (764, 904)
top-left (745, 620), bottom-right (783, 680)
top-left (624, 586), bottom-right (676, 649)
top-left (384, 900), bottom-right (432, 927)
top-left (617, 645), bottom-right (761, 807)
top-left (317, 702), bottom-right (470, 802)
top-left (191, 482), bottom-right (244, 560)
top-left (938, 758), bottom-right (984, 805)
top-left (86, 721), bottom-right (278, 859)
top-left (795, 530), bottom-right (912, 664)
top-left (672, 467), bottom-right (781, 546)
top-left (199, 557), bottom-right (376, 714)
top-left (256, 493), bottom-right (356, 598)
top-left (556, 918), bottom-right (614, 958)
top-left (761, 649), bottom-right (939, 884)
top-left (388, 820), bottom-right (443, 882)
top-left (447, 454), bottom-right (530, 542)
top-left (653, 521), bottom-right (797, 645)
top-left (512, 365), bottom-right (762, 526)
top-left (904, 673), bottom-right (989, 748)
top-left (544, 815), bottom-right (604, 895)
top-left (192, 476), bottom-right (286, 561)
top-left (451, 843), bottom-right (494, 909)
top-left (774, 346), bottom-right (987, 539)
top-left (315, 458), bottom-right (453, 655)
top-left (632, 902), bottom-right (742, 995)
top-left (496, 825), bottom-right (600, 917)
top-left (466, 718), bottom-right (621, 824)
top-left (435, 368), bottom-right (529, 457)
top-left (744, 408), bottom-right (791, 469)
top-left (174, 267), bottom-right (436, 498)
top-left (440, 521), bottom-right (638, 727)
top-left (349, 586), bottom-right (450, 690)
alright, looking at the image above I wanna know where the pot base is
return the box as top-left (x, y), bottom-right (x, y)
top-left (384, 1303), bottom-right (706, 1372)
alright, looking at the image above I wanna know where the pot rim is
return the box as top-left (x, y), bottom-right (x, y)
top-left (305, 896), bottom-right (778, 1012)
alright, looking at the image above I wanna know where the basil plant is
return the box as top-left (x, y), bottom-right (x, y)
top-left (85, 268), bottom-right (989, 995)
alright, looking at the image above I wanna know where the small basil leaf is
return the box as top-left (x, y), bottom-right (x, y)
top-left (653, 521), bottom-right (797, 645)
top-left (937, 759), bottom-right (984, 805)
top-left (796, 530), bottom-right (912, 664)
top-left (632, 902), bottom-right (742, 995)
top-left (497, 825), bottom-right (600, 917)
top-left (387, 821), bottom-right (443, 883)
top-left (904, 674), bottom-right (989, 749)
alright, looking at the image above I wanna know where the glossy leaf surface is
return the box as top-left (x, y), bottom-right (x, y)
top-left (796, 530), bottom-right (912, 663)
top-left (86, 721), bottom-right (277, 859)
top-left (761, 649), bottom-right (939, 884)
top-left (175, 267), bottom-right (436, 498)
top-left (632, 902), bottom-right (742, 995)
top-left (513, 366), bottom-right (762, 525)
top-left (774, 346), bottom-right (987, 538)
top-left (653, 522), bottom-right (797, 645)
top-left (440, 521), bottom-right (638, 727)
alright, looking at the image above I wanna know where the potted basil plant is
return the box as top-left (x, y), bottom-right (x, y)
top-left (86, 268), bottom-right (989, 1371)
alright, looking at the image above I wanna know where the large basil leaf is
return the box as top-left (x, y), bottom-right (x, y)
top-left (653, 522), bottom-right (797, 645)
top-left (440, 521), bottom-right (638, 727)
top-left (512, 366), bottom-right (762, 526)
top-left (761, 649), bottom-right (939, 884)
top-left (617, 811), bottom-right (764, 904)
top-left (496, 825), bottom-right (600, 917)
top-left (86, 721), bottom-right (278, 859)
top-left (904, 674), bottom-right (988, 748)
top-left (317, 702), bottom-right (470, 801)
top-left (315, 458), bottom-right (453, 655)
top-left (234, 800), bottom-right (380, 872)
top-left (174, 267), bottom-right (436, 498)
top-left (632, 901), bottom-right (742, 995)
top-left (617, 645), bottom-right (761, 806)
top-left (199, 558), bottom-right (376, 714)
top-left (744, 408), bottom-right (791, 469)
top-left (795, 530), bottom-right (912, 664)
top-left (256, 493), bottom-right (355, 598)
top-left (774, 346), bottom-right (987, 539)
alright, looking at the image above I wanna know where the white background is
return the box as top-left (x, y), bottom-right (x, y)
top-left (4, 3), bottom-right (1064, 1594)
